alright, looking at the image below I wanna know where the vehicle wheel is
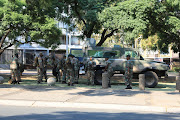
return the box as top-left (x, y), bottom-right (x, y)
top-left (144, 71), bottom-right (158, 88)
top-left (94, 70), bottom-right (103, 85)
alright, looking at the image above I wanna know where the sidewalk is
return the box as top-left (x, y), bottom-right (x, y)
top-left (0, 85), bottom-right (179, 113)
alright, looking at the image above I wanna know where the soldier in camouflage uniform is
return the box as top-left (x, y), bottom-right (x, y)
top-left (104, 57), bottom-right (114, 87)
top-left (60, 55), bottom-right (67, 84)
top-left (51, 56), bottom-right (61, 82)
top-left (34, 52), bottom-right (44, 84)
top-left (87, 57), bottom-right (96, 85)
top-left (43, 56), bottom-right (48, 82)
top-left (66, 54), bottom-right (74, 86)
top-left (10, 53), bottom-right (21, 84)
top-left (124, 55), bottom-right (133, 89)
top-left (72, 55), bottom-right (80, 84)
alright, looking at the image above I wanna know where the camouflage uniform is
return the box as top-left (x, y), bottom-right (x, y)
top-left (43, 57), bottom-right (48, 82)
top-left (87, 60), bottom-right (96, 85)
top-left (66, 56), bottom-right (74, 86)
top-left (72, 57), bottom-right (80, 83)
top-left (60, 57), bottom-right (67, 83)
top-left (51, 58), bottom-right (61, 82)
top-left (34, 54), bottom-right (44, 83)
top-left (10, 54), bottom-right (21, 84)
top-left (105, 60), bottom-right (113, 87)
top-left (124, 60), bottom-right (133, 86)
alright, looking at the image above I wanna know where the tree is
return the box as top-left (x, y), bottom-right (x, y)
top-left (58, 0), bottom-right (119, 46)
top-left (99, 0), bottom-right (180, 55)
top-left (0, 0), bottom-right (62, 55)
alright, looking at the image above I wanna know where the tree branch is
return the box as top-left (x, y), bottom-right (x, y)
top-left (100, 29), bottom-right (107, 40)
top-left (0, 43), bottom-right (13, 55)
top-left (74, 1), bottom-right (86, 26)
top-left (0, 29), bottom-right (11, 49)
top-left (96, 29), bottom-right (118, 46)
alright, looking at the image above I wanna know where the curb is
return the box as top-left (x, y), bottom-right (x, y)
top-left (0, 99), bottom-right (180, 113)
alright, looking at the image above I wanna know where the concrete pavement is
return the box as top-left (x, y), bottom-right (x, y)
top-left (0, 85), bottom-right (179, 113)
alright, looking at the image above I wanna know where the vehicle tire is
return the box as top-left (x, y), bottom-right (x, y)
top-left (144, 71), bottom-right (158, 88)
top-left (94, 70), bottom-right (103, 85)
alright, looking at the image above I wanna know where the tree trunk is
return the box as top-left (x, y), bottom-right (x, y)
top-left (0, 29), bottom-right (11, 49)
top-left (0, 43), bottom-right (14, 56)
top-left (96, 29), bottom-right (118, 46)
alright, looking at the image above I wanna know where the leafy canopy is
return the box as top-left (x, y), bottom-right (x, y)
top-left (0, 0), bottom-right (62, 50)
top-left (99, 0), bottom-right (180, 53)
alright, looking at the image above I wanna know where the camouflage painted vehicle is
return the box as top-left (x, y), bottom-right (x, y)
top-left (83, 46), bottom-right (169, 88)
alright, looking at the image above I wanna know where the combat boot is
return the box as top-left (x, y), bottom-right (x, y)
top-left (17, 81), bottom-right (20, 84)
top-left (11, 80), bottom-right (17, 84)
top-left (74, 81), bottom-right (78, 84)
top-left (62, 81), bottom-right (66, 84)
top-left (125, 85), bottom-right (132, 89)
top-left (67, 82), bottom-right (70, 86)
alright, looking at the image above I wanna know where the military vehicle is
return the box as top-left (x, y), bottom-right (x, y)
top-left (71, 46), bottom-right (169, 88)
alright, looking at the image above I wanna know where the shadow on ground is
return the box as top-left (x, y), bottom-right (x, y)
top-left (0, 110), bottom-right (179, 120)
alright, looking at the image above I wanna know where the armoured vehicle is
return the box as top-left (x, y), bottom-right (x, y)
top-left (71, 46), bottom-right (169, 88)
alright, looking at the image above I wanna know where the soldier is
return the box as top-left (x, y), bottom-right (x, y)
top-left (72, 55), bottom-right (80, 84)
top-left (104, 57), bottom-right (113, 87)
top-left (87, 57), bottom-right (96, 85)
top-left (34, 52), bottom-right (44, 84)
top-left (66, 54), bottom-right (74, 86)
top-left (51, 56), bottom-right (61, 82)
top-left (124, 54), bottom-right (133, 89)
top-left (60, 55), bottom-right (67, 84)
top-left (10, 53), bottom-right (21, 84)
top-left (43, 56), bottom-right (48, 82)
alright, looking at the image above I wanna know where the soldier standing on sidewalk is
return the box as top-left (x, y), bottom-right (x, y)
top-left (60, 55), bottom-right (67, 84)
top-left (72, 55), bottom-right (80, 84)
top-left (66, 54), bottom-right (74, 86)
top-left (34, 52), bottom-right (44, 84)
top-left (87, 57), bottom-right (96, 85)
top-left (43, 56), bottom-right (48, 82)
top-left (124, 54), bottom-right (133, 89)
top-left (104, 57), bottom-right (113, 87)
top-left (51, 56), bottom-right (61, 82)
top-left (10, 53), bottom-right (21, 84)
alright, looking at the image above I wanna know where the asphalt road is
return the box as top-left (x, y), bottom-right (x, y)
top-left (0, 105), bottom-right (180, 120)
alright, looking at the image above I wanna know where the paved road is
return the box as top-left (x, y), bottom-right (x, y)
top-left (0, 105), bottom-right (180, 120)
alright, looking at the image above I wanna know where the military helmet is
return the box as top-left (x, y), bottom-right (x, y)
top-left (39, 52), bottom-right (43, 56)
top-left (14, 53), bottom-right (18, 57)
top-left (68, 54), bottom-right (73, 57)
top-left (126, 54), bottom-right (131, 57)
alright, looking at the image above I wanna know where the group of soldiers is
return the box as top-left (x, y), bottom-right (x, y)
top-left (10, 52), bottom-right (133, 89)
top-left (33, 53), bottom-right (80, 86)
top-left (86, 56), bottom-right (114, 87)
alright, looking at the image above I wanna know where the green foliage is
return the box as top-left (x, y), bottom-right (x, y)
top-left (141, 35), bottom-right (158, 51)
top-left (58, 0), bottom-right (118, 37)
top-left (0, 0), bottom-right (62, 50)
top-left (99, 0), bottom-right (180, 53)
top-left (173, 67), bottom-right (180, 72)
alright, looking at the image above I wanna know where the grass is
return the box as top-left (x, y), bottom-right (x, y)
top-left (0, 74), bottom-right (177, 91)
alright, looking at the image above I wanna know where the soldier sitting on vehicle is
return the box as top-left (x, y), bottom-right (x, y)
top-left (87, 56), bottom-right (96, 85)
top-left (104, 57), bottom-right (114, 88)
top-left (124, 54), bottom-right (133, 89)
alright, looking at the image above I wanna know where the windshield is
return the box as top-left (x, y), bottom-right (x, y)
top-left (88, 50), bottom-right (121, 58)
top-left (125, 51), bottom-right (139, 58)
top-left (70, 49), bottom-right (83, 57)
